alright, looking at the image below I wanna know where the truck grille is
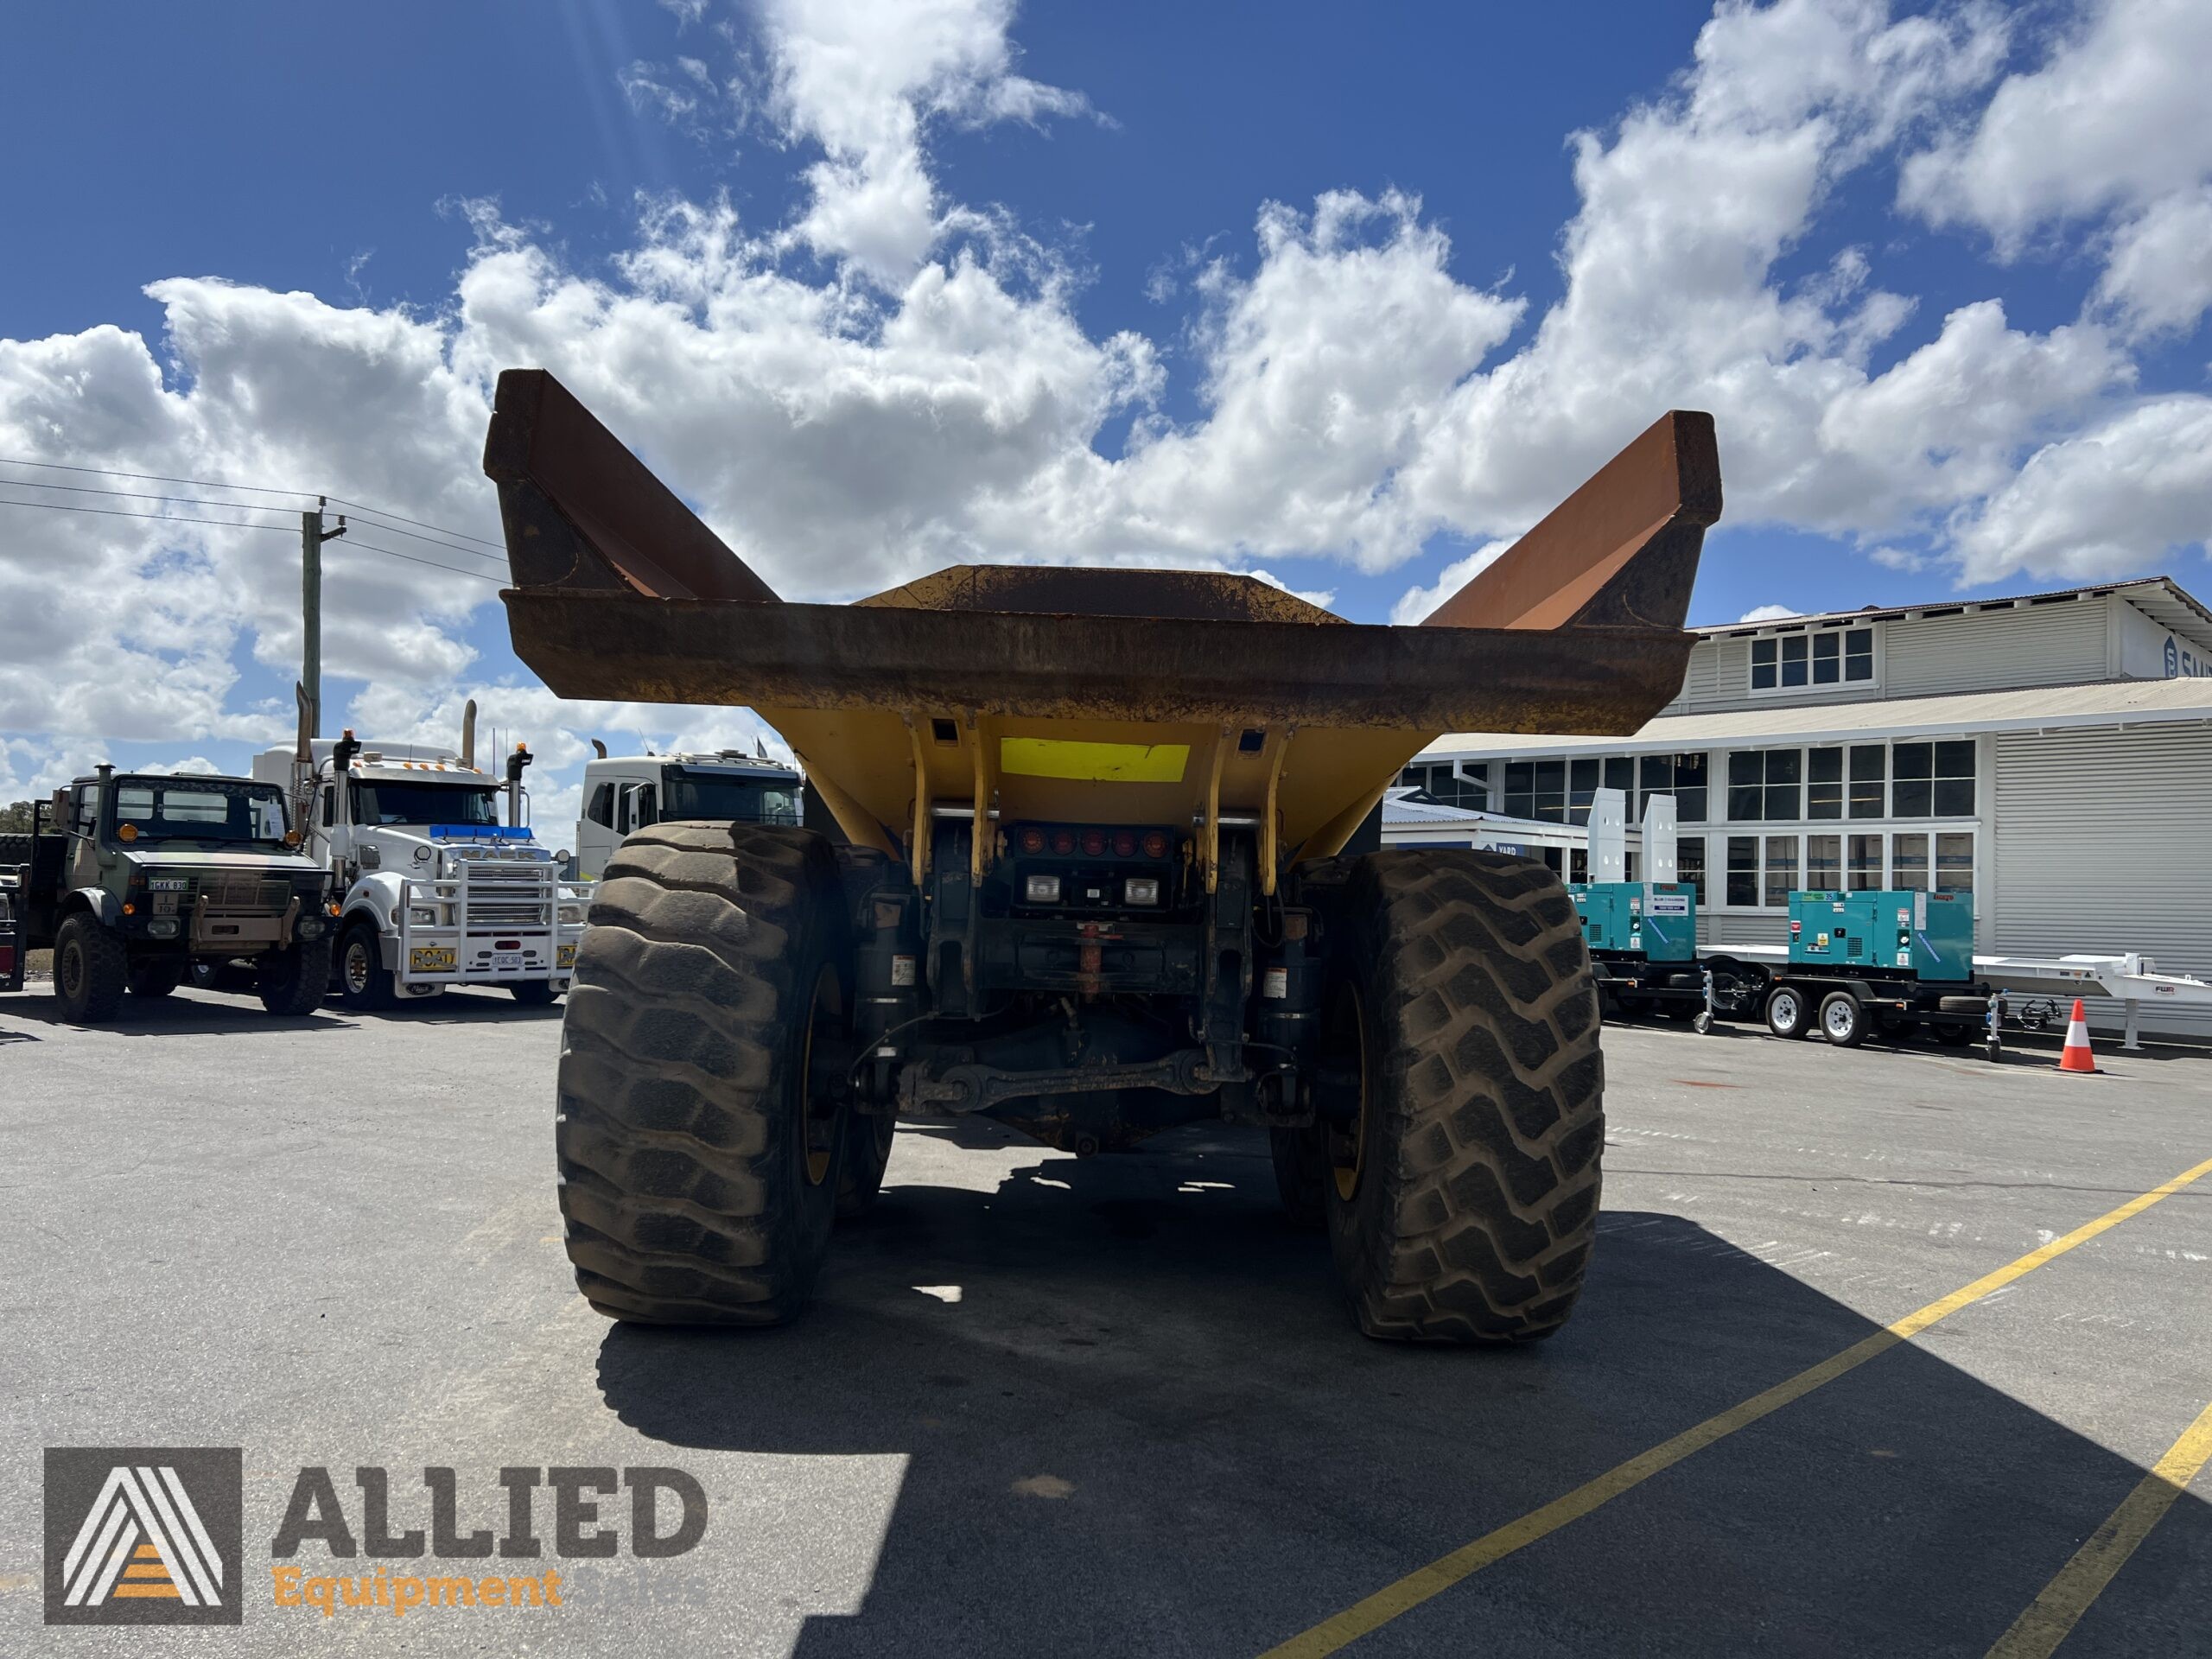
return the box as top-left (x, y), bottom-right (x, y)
top-left (460, 862), bottom-right (553, 929)
top-left (168, 872), bottom-right (293, 912)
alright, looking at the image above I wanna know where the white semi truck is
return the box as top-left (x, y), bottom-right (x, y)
top-left (251, 703), bottom-right (585, 1009)
top-left (573, 747), bottom-right (803, 880)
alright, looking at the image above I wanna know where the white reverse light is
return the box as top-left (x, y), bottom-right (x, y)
top-left (1124, 877), bottom-right (1160, 906)
top-left (1025, 874), bottom-right (1062, 904)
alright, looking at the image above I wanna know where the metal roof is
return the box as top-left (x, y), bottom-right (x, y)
top-left (1421, 673), bottom-right (2212, 761)
top-left (1692, 574), bottom-right (2212, 654)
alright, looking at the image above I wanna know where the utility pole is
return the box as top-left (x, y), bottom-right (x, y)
top-left (302, 498), bottom-right (347, 738)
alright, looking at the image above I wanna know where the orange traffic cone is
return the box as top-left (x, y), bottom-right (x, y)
top-left (2058, 999), bottom-right (2098, 1073)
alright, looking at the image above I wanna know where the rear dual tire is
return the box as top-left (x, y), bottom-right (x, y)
top-left (1312, 849), bottom-right (1605, 1344)
top-left (556, 823), bottom-right (863, 1325)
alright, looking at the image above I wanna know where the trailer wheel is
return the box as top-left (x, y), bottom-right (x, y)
top-left (1764, 985), bottom-right (1812, 1039)
top-left (1317, 849), bottom-right (1604, 1344)
top-left (1929, 1020), bottom-right (1974, 1047)
top-left (125, 960), bottom-right (183, 999)
top-left (337, 921), bottom-right (396, 1011)
top-left (837, 1110), bottom-right (895, 1218)
top-left (1268, 1125), bottom-right (1328, 1230)
top-left (556, 822), bottom-right (852, 1325)
top-left (507, 980), bottom-right (559, 1007)
top-left (1818, 991), bottom-right (1867, 1047)
top-left (257, 936), bottom-right (334, 1016)
top-left (54, 914), bottom-right (128, 1023)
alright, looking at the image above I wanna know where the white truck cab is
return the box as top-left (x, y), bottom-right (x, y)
top-left (251, 709), bottom-right (585, 1009)
top-left (575, 749), bottom-right (803, 880)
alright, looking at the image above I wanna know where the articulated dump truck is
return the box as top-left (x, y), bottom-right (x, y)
top-left (486, 369), bottom-right (1720, 1342)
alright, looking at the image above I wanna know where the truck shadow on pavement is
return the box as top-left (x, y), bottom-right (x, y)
top-left (0, 989), bottom-right (352, 1036)
top-left (594, 1128), bottom-right (2208, 1657)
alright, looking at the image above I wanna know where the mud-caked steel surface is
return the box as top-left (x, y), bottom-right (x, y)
top-left (485, 367), bottom-right (1719, 861)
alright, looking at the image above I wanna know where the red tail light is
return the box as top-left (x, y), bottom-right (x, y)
top-left (1142, 831), bottom-right (1169, 858)
top-left (1051, 830), bottom-right (1076, 855)
top-left (1018, 827), bottom-right (1046, 855)
top-left (1081, 830), bottom-right (1107, 856)
top-left (1113, 831), bottom-right (1136, 857)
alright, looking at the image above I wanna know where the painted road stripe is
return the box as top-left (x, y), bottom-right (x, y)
top-left (1985, 1396), bottom-right (2212, 1659)
top-left (1262, 1154), bottom-right (2212, 1659)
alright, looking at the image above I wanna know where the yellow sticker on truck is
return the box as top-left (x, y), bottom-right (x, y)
top-left (410, 946), bottom-right (457, 973)
top-left (996, 738), bottom-right (1190, 784)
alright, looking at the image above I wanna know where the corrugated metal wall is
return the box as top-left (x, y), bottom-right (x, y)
top-left (1993, 723), bottom-right (2212, 1039)
top-left (1887, 600), bottom-right (2109, 696)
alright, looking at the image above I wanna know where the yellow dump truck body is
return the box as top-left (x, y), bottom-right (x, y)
top-left (486, 370), bottom-right (1719, 886)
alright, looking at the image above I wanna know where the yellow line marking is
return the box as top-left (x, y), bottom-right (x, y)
top-left (1262, 1154), bottom-right (2212, 1659)
top-left (1985, 1396), bottom-right (2212, 1659)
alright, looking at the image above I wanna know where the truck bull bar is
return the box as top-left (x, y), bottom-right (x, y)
top-left (394, 861), bottom-right (587, 988)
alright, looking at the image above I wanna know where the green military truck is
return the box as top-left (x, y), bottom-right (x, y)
top-left (0, 765), bottom-right (334, 1022)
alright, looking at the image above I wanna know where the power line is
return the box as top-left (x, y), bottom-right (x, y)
top-left (0, 494), bottom-right (505, 583)
top-left (0, 475), bottom-right (306, 521)
top-left (0, 454), bottom-right (315, 500)
top-left (0, 453), bottom-right (509, 556)
top-left (322, 495), bottom-right (505, 550)
top-left (338, 537), bottom-right (505, 585)
top-left (0, 493), bottom-right (298, 535)
top-left (304, 507), bottom-right (507, 564)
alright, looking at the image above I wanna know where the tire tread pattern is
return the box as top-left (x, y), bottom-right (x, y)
top-left (556, 822), bottom-right (840, 1325)
top-left (1331, 849), bottom-right (1604, 1343)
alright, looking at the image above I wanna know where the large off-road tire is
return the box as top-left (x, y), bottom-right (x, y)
top-left (126, 959), bottom-right (184, 999)
top-left (1269, 1125), bottom-right (1328, 1230)
top-left (54, 913), bottom-right (129, 1023)
top-left (257, 936), bottom-right (334, 1015)
top-left (1318, 849), bottom-right (1604, 1344)
top-left (337, 920), bottom-right (396, 1012)
top-left (557, 822), bottom-right (854, 1325)
top-left (837, 1109), bottom-right (895, 1218)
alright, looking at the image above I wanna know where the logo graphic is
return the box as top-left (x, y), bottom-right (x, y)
top-left (45, 1447), bottom-right (243, 1626)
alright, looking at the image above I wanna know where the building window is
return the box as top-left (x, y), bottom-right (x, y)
top-left (1848, 745), bottom-right (1885, 817)
top-left (1751, 626), bottom-right (1873, 691)
top-left (1806, 833), bottom-right (1841, 891)
top-left (1936, 832), bottom-right (1974, 896)
top-left (1637, 753), bottom-right (1708, 823)
top-left (1893, 740), bottom-right (1974, 817)
top-left (1726, 836), bottom-right (1758, 906)
top-left (1893, 832), bottom-right (1929, 892)
top-left (1503, 759), bottom-right (1568, 822)
top-left (1808, 748), bottom-right (1843, 818)
top-left (1569, 848), bottom-right (1589, 883)
top-left (1762, 835), bottom-right (1799, 907)
top-left (1848, 834), bottom-right (1883, 891)
top-left (1675, 836), bottom-right (1706, 906)
top-left (1727, 748), bottom-right (1802, 821)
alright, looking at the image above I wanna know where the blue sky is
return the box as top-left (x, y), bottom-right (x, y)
top-left (3, 0), bottom-right (2209, 826)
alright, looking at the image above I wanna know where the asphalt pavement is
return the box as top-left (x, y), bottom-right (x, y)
top-left (1, 984), bottom-right (2207, 1656)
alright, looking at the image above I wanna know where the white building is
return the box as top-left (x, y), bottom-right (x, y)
top-left (1403, 575), bottom-right (2212, 1036)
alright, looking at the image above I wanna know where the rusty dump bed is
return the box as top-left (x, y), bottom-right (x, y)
top-left (486, 369), bottom-right (1719, 873)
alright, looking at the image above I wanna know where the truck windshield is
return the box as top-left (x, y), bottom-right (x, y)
top-left (113, 779), bottom-right (291, 846)
top-left (664, 773), bottom-right (802, 824)
top-left (351, 782), bottom-right (504, 826)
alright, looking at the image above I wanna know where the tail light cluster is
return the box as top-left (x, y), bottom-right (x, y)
top-left (1009, 823), bottom-right (1175, 909)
